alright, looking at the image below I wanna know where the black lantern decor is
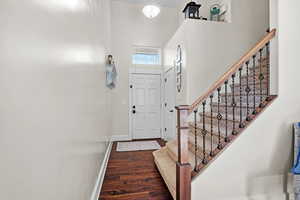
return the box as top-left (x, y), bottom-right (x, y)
top-left (182, 1), bottom-right (201, 19)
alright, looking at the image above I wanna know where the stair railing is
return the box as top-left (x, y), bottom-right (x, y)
top-left (175, 29), bottom-right (276, 200)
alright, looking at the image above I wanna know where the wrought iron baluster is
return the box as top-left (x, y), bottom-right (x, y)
top-left (259, 48), bottom-right (264, 108)
top-left (266, 42), bottom-right (270, 101)
top-left (202, 101), bottom-right (207, 164)
top-left (210, 94), bottom-right (214, 156)
top-left (231, 73), bottom-right (237, 135)
top-left (217, 87), bottom-right (222, 150)
top-left (252, 55), bottom-right (257, 115)
top-left (193, 109), bottom-right (198, 172)
top-left (239, 67), bottom-right (245, 128)
top-left (225, 81), bottom-right (230, 142)
top-left (245, 61), bottom-right (251, 121)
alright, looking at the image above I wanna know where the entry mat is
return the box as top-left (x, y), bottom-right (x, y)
top-left (116, 140), bottom-right (161, 152)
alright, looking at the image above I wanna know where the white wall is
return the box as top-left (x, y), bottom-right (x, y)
top-left (270, 0), bottom-right (278, 94)
top-left (165, 0), bottom-right (269, 104)
top-left (0, 1), bottom-right (112, 200)
top-left (110, 1), bottom-right (179, 140)
top-left (190, 0), bottom-right (300, 199)
top-left (163, 26), bottom-right (188, 105)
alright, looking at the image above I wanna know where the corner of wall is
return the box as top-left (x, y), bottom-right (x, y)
top-left (90, 141), bottom-right (113, 200)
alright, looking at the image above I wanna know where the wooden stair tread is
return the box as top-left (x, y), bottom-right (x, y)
top-left (188, 133), bottom-right (219, 154)
top-left (231, 82), bottom-right (268, 87)
top-left (153, 147), bottom-right (176, 199)
top-left (230, 84), bottom-right (268, 91)
top-left (189, 127), bottom-right (225, 139)
top-left (190, 123), bottom-right (234, 136)
top-left (166, 140), bottom-right (196, 169)
top-left (211, 102), bottom-right (261, 109)
top-left (220, 93), bottom-right (268, 97)
top-left (200, 113), bottom-right (240, 123)
top-left (240, 73), bottom-right (269, 79)
top-left (189, 132), bottom-right (219, 145)
top-left (249, 65), bottom-right (268, 71)
top-left (249, 63), bottom-right (268, 71)
top-left (221, 93), bottom-right (268, 96)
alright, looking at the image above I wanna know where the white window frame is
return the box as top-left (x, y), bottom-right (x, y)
top-left (132, 46), bottom-right (162, 66)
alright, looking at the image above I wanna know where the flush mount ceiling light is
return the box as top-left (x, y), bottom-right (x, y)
top-left (143, 5), bottom-right (160, 19)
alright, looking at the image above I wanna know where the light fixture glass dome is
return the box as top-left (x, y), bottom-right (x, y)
top-left (143, 5), bottom-right (160, 19)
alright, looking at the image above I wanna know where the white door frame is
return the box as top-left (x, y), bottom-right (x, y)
top-left (163, 66), bottom-right (177, 140)
top-left (129, 68), bottom-right (164, 140)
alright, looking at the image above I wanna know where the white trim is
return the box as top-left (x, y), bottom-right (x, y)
top-left (90, 141), bottom-right (113, 200)
top-left (129, 72), bottom-right (133, 140)
top-left (129, 68), bottom-right (162, 74)
top-left (202, 193), bottom-right (288, 200)
top-left (132, 45), bottom-right (162, 65)
top-left (129, 68), bottom-right (164, 140)
top-left (163, 66), bottom-right (177, 141)
top-left (160, 70), bottom-right (165, 139)
top-left (111, 134), bottom-right (131, 141)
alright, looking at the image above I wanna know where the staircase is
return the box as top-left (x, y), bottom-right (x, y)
top-left (153, 29), bottom-right (277, 200)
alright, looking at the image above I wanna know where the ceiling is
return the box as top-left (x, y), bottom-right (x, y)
top-left (112, 0), bottom-right (183, 8)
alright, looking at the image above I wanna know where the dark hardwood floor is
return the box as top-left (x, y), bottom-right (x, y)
top-left (99, 139), bottom-right (173, 200)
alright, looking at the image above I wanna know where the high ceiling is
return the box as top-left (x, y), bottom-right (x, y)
top-left (112, 0), bottom-right (183, 8)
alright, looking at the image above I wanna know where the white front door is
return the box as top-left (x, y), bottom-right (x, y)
top-left (164, 68), bottom-right (176, 140)
top-left (130, 74), bottom-right (161, 139)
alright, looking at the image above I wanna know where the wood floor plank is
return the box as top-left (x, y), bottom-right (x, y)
top-left (99, 139), bottom-right (173, 200)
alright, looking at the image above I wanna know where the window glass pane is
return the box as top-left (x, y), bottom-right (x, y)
top-left (132, 53), bottom-right (160, 65)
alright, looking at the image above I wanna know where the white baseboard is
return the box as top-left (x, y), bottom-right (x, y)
top-left (208, 193), bottom-right (288, 200)
top-left (242, 193), bottom-right (287, 200)
top-left (111, 134), bottom-right (166, 141)
top-left (90, 141), bottom-right (113, 200)
top-left (111, 134), bottom-right (131, 141)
